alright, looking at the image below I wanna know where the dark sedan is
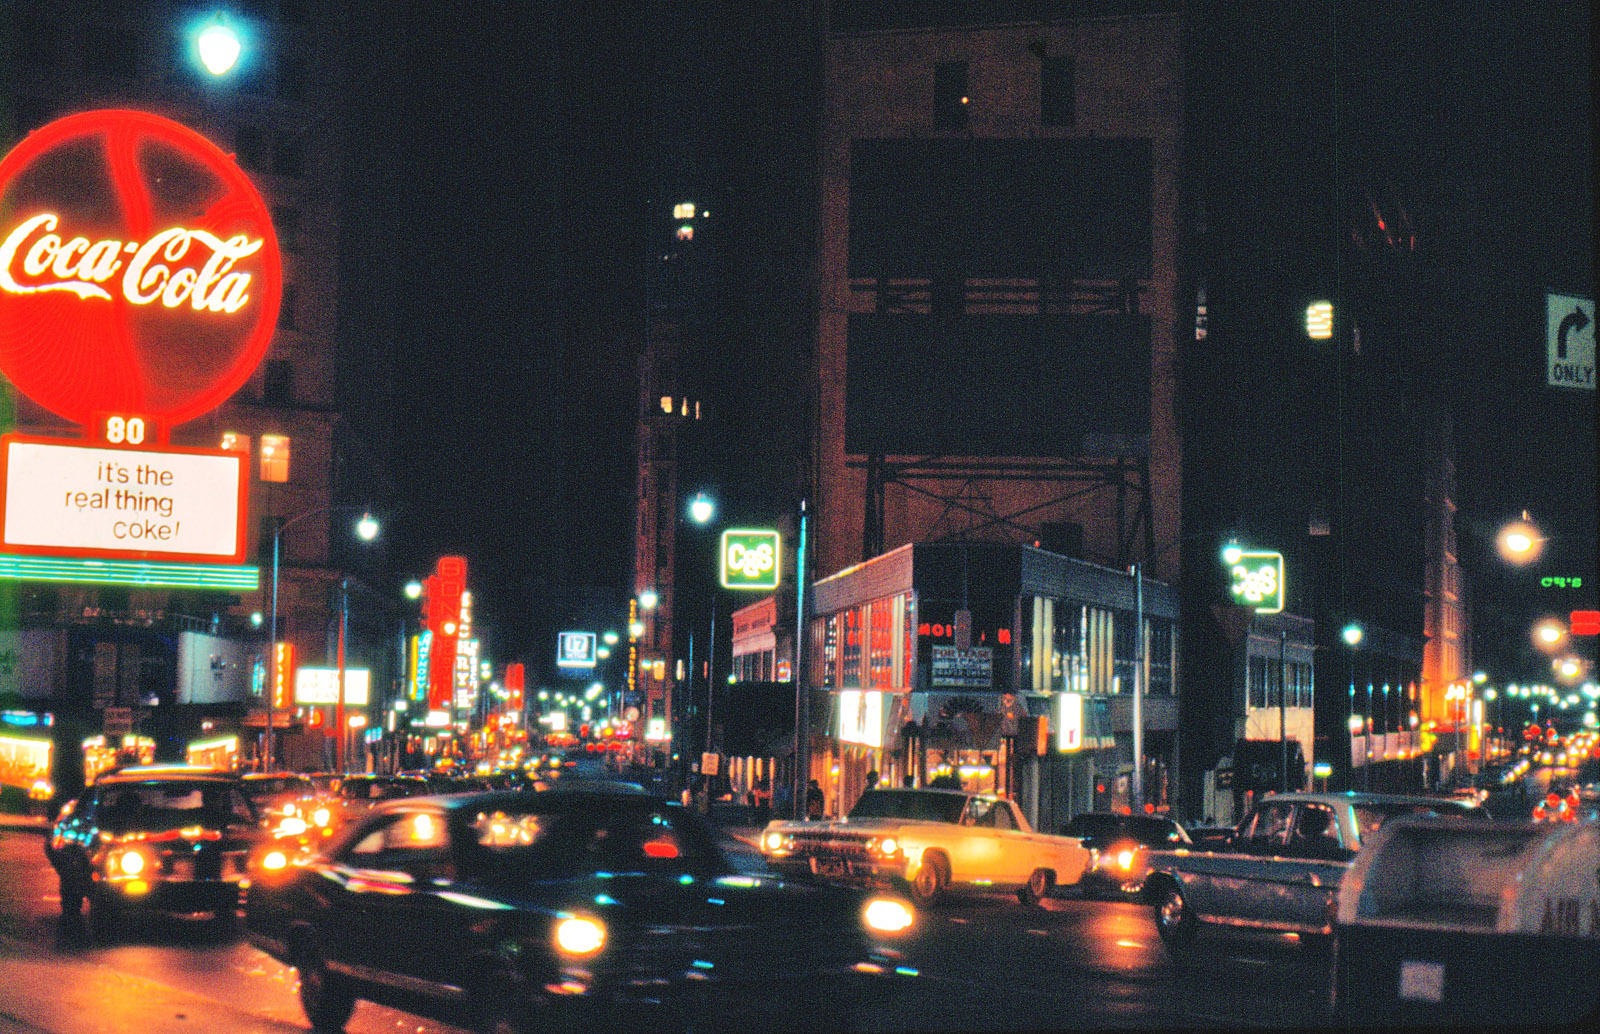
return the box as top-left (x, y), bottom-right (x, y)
top-left (245, 785), bottom-right (915, 1033)
top-left (45, 765), bottom-right (260, 940)
top-left (1060, 812), bottom-right (1191, 899)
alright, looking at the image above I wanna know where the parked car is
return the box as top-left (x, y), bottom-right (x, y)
top-left (1143, 791), bottom-right (1490, 952)
top-left (760, 787), bottom-right (1089, 907)
top-left (44, 765), bottom-right (260, 940)
top-left (240, 772), bottom-right (318, 825)
top-left (245, 785), bottom-right (914, 1033)
top-left (1060, 812), bottom-right (1191, 899)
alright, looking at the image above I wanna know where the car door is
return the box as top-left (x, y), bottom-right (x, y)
top-left (355, 807), bottom-right (481, 1005)
top-left (1280, 802), bottom-right (1350, 929)
top-left (1231, 801), bottom-right (1297, 924)
top-left (316, 813), bottom-right (419, 977)
top-left (951, 797), bottom-right (1008, 886)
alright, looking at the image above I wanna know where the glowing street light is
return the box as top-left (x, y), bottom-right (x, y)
top-left (1342, 624), bottom-right (1364, 647)
top-left (356, 513), bottom-right (380, 541)
top-left (1496, 512), bottom-right (1544, 565)
top-left (404, 581), bottom-right (423, 599)
top-left (1534, 618), bottom-right (1567, 651)
top-left (689, 492), bottom-right (715, 526)
top-left (638, 588), bottom-right (658, 610)
top-left (196, 19), bottom-right (242, 76)
top-left (602, 630), bottom-right (619, 646)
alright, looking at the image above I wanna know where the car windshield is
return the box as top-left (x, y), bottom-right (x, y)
top-left (342, 778), bottom-right (426, 801)
top-left (242, 776), bottom-right (311, 801)
top-left (1061, 814), bottom-right (1189, 845)
top-left (1352, 800), bottom-right (1488, 845)
top-left (96, 780), bottom-right (254, 833)
top-left (848, 789), bottom-right (968, 824)
top-left (463, 796), bottom-right (728, 881)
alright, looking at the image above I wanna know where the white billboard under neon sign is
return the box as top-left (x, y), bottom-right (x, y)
top-left (1, 437), bottom-right (246, 562)
top-left (1056, 692), bottom-right (1084, 751)
top-left (838, 689), bottom-right (884, 748)
top-left (294, 668), bottom-right (370, 706)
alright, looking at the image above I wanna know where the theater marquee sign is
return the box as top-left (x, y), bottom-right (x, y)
top-left (0, 110), bottom-right (280, 580)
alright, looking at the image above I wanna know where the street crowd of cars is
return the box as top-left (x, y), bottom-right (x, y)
top-left (35, 733), bottom-right (1600, 1032)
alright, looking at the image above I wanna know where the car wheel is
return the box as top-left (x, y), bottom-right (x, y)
top-left (909, 853), bottom-right (948, 907)
top-left (1017, 868), bottom-right (1053, 907)
top-left (1153, 882), bottom-right (1196, 947)
top-left (87, 889), bottom-right (119, 944)
top-left (296, 944), bottom-right (356, 1033)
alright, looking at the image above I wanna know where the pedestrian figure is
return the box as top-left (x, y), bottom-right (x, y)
top-left (864, 769), bottom-right (880, 791)
top-left (805, 778), bottom-right (825, 820)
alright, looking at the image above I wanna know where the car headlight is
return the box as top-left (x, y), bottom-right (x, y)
top-left (1116, 848), bottom-right (1137, 871)
top-left (554, 915), bottom-right (606, 956)
top-left (763, 831), bottom-right (792, 853)
top-left (111, 845), bottom-right (155, 877)
top-left (276, 816), bottom-right (309, 837)
top-left (312, 807), bottom-right (332, 828)
top-left (262, 850), bottom-right (289, 871)
top-left (863, 897), bottom-right (915, 934)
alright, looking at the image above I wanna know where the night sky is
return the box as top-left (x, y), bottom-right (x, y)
top-left (367, 2), bottom-right (1592, 682)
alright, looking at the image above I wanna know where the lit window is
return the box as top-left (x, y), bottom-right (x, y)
top-left (661, 395), bottom-right (674, 414)
top-left (676, 224), bottom-right (694, 242)
top-left (220, 432), bottom-right (250, 454)
top-left (260, 435), bottom-right (291, 483)
top-left (673, 202), bottom-right (695, 219)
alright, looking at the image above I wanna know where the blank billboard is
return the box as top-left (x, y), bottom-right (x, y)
top-left (848, 138), bottom-right (1152, 280)
top-left (845, 314), bottom-right (1150, 457)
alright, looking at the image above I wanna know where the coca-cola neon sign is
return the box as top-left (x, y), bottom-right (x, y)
top-left (0, 110), bottom-right (281, 437)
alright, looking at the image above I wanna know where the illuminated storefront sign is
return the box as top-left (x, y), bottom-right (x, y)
top-left (838, 689), bottom-right (884, 748)
top-left (0, 553), bottom-right (257, 588)
top-left (423, 557), bottom-right (467, 711)
top-left (720, 529), bottom-right (781, 590)
top-left (294, 667), bottom-right (370, 706)
top-left (1, 436), bottom-right (247, 562)
top-left (410, 632), bottom-right (431, 702)
top-left (0, 111), bottom-right (282, 434)
top-left (1223, 547), bottom-right (1284, 614)
top-left (271, 641), bottom-right (295, 710)
top-left (557, 631), bottom-right (597, 669)
top-left (1056, 692), bottom-right (1083, 751)
top-left (644, 716), bottom-right (670, 742)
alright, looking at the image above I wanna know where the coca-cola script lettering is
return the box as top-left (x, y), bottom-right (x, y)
top-left (0, 109), bottom-right (282, 431)
top-left (1, 213), bottom-right (263, 312)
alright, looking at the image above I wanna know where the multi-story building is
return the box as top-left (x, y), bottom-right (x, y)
top-left (809, 2), bottom-right (1184, 816)
top-left (2, 1), bottom-right (397, 769)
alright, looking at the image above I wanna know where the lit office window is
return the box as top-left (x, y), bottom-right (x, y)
top-left (260, 435), bottom-right (291, 483)
top-left (673, 202), bottom-right (695, 219)
top-left (220, 432), bottom-right (251, 454)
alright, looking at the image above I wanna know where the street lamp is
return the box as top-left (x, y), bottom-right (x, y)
top-left (689, 493), bottom-right (715, 526)
top-left (265, 507), bottom-right (379, 770)
top-left (195, 17), bottom-right (242, 76)
top-left (1496, 512), bottom-right (1544, 565)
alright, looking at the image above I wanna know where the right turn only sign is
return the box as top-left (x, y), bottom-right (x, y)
top-left (1547, 292), bottom-right (1594, 390)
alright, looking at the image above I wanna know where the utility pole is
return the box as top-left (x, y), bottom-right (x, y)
top-left (1131, 563), bottom-right (1143, 811)
top-left (1279, 628), bottom-right (1289, 793)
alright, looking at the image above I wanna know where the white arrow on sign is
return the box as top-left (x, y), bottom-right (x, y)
top-left (1547, 293), bottom-right (1594, 390)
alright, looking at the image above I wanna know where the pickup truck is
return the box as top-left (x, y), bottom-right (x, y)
top-left (760, 787), bottom-right (1089, 906)
top-left (1142, 792), bottom-right (1490, 951)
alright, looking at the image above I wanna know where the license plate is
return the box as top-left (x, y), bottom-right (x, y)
top-left (1398, 960), bottom-right (1444, 1002)
top-left (813, 857), bottom-right (847, 878)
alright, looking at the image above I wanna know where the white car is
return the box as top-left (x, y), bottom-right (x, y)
top-left (760, 788), bottom-right (1089, 906)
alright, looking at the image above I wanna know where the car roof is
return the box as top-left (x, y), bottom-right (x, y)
top-left (370, 783), bottom-right (657, 815)
top-left (1257, 791), bottom-right (1484, 809)
top-left (97, 766), bottom-right (238, 784)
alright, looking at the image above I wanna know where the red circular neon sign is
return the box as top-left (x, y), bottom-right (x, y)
top-left (0, 110), bottom-right (281, 433)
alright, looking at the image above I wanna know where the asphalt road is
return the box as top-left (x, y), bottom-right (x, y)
top-left (0, 826), bottom-right (1338, 1033)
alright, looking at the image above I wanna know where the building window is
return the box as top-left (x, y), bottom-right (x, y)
top-left (933, 61), bottom-right (968, 130)
top-left (234, 126), bottom-right (266, 170)
top-left (673, 202), bottom-right (695, 220)
top-left (272, 132), bottom-right (305, 177)
top-left (220, 432), bottom-right (251, 456)
top-left (1040, 55), bottom-right (1075, 127)
top-left (276, 284), bottom-right (297, 329)
top-left (263, 361), bottom-right (293, 407)
top-left (259, 434), bottom-right (291, 483)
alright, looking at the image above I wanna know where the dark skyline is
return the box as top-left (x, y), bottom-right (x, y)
top-left (365, 2), bottom-right (1591, 681)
